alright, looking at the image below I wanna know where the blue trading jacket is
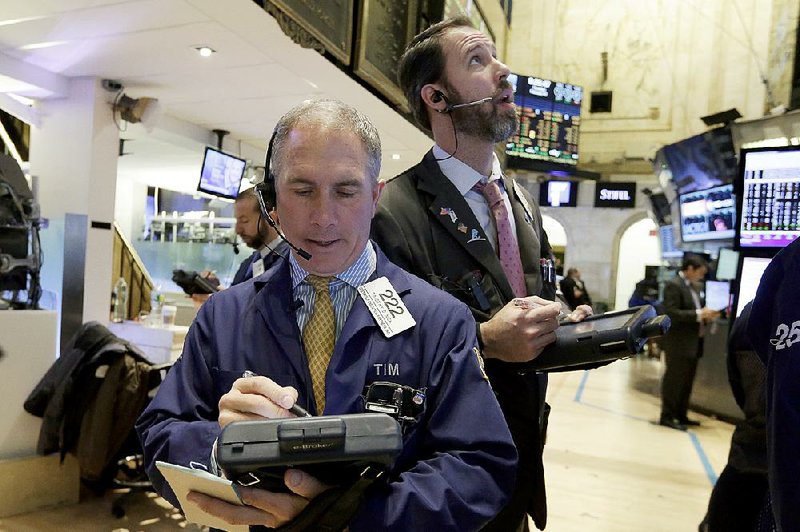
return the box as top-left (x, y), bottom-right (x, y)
top-left (136, 245), bottom-right (517, 531)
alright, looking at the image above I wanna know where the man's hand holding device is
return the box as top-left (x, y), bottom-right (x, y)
top-left (480, 296), bottom-right (562, 362)
top-left (186, 469), bottom-right (328, 529)
top-left (185, 373), bottom-right (328, 528)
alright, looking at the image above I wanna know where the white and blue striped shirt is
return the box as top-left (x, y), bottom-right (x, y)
top-left (289, 242), bottom-right (377, 339)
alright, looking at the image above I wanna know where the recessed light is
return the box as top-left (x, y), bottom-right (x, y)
top-left (392, 153), bottom-right (401, 160)
top-left (19, 40), bottom-right (68, 50)
top-left (194, 46), bottom-right (216, 57)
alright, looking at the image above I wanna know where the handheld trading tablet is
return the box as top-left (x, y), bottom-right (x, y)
top-left (216, 413), bottom-right (402, 492)
top-left (518, 305), bottom-right (671, 372)
top-left (171, 269), bottom-right (220, 295)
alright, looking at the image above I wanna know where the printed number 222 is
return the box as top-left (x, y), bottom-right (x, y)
top-left (380, 290), bottom-right (404, 317)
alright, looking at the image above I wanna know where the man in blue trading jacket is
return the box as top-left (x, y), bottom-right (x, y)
top-left (747, 237), bottom-right (800, 532)
top-left (371, 17), bottom-right (591, 531)
top-left (136, 99), bottom-right (517, 531)
top-left (230, 187), bottom-right (288, 286)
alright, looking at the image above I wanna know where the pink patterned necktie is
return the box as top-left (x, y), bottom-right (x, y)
top-left (473, 179), bottom-right (527, 297)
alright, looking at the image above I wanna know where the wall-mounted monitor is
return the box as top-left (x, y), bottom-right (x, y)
top-left (659, 224), bottom-right (683, 259)
top-left (736, 146), bottom-right (800, 251)
top-left (594, 182), bottom-right (636, 208)
top-left (539, 180), bottom-right (578, 207)
top-left (704, 280), bottom-right (730, 312)
top-left (715, 248), bottom-right (739, 280)
top-left (505, 73), bottom-right (582, 170)
top-left (678, 183), bottom-right (736, 242)
top-left (197, 147), bottom-right (247, 200)
top-left (734, 256), bottom-right (771, 317)
top-left (656, 126), bottom-right (737, 194)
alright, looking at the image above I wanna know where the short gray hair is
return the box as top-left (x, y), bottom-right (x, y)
top-left (269, 99), bottom-right (381, 183)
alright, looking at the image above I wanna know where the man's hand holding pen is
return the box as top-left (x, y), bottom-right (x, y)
top-left (204, 372), bottom-right (326, 528)
top-left (218, 372), bottom-right (310, 431)
top-left (480, 296), bottom-right (594, 363)
top-left (480, 296), bottom-right (561, 363)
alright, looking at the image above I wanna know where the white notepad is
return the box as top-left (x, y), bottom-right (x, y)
top-left (156, 461), bottom-right (248, 532)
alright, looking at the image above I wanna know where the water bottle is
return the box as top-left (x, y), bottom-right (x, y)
top-left (112, 277), bottom-right (128, 323)
top-left (147, 286), bottom-right (164, 327)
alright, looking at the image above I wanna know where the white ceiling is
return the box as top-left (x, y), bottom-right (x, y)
top-left (0, 0), bottom-right (432, 192)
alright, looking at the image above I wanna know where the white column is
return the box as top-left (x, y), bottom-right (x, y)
top-left (28, 77), bottom-right (119, 326)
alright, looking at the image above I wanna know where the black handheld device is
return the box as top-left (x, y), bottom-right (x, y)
top-left (216, 413), bottom-right (402, 492)
top-left (171, 269), bottom-right (220, 296)
top-left (515, 305), bottom-right (671, 372)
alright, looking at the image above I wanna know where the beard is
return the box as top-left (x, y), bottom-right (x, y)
top-left (241, 232), bottom-right (265, 250)
top-left (445, 82), bottom-right (518, 143)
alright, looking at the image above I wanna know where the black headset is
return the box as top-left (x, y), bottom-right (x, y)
top-left (255, 128), bottom-right (278, 212)
top-left (254, 128), bottom-right (312, 260)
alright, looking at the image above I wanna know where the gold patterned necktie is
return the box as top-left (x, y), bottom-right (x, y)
top-left (302, 275), bottom-right (335, 413)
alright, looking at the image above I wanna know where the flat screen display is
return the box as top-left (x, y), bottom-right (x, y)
top-left (657, 127), bottom-right (737, 194)
top-left (505, 73), bottom-right (582, 169)
top-left (735, 256), bottom-right (771, 317)
top-left (737, 146), bottom-right (800, 250)
top-left (678, 184), bottom-right (736, 242)
top-left (198, 147), bottom-right (247, 200)
top-left (715, 248), bottom-right (739, 280)
top-left (704, 280), bottom-right (730, 311)
top-left (570, 311), bottom-right (634, 334)
top-left (539, 180), bottom-right (578, 207)
top-left (659, 224), bottom-right (683, 259)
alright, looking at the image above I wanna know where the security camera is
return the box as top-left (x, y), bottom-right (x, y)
top-left (102, 79), bottom-right (123, 92)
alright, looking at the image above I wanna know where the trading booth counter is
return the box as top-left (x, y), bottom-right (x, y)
top-left (690, 318), bottom-right (743, 422)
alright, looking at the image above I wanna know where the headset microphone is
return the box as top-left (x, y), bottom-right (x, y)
top-left (254, 181), bottom-right (312, 261)
top-left (256, 130), bottom-right (312, 261)
top-left (438, 96), bottom-right (494, 113)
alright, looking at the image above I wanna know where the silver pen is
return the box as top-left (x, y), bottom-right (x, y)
top-left (241, 370), bottom-right (313, 417)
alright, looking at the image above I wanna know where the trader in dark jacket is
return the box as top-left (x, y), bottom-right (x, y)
top-left (699, 301), bottom-right (768, 532)
top-left (747, 237), bottom-right (800, 532)
top-left (659, 255), bottom-right (720, 430)
top-left (559, 267), bottom-right (592, 310)
top-left (371, 17), bottom-right (590, 531)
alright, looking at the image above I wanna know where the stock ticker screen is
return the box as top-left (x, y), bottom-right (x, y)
top-left (738, 147), bottom-right (800, 250)
top-left (505, 73), bottom-right (582, 169)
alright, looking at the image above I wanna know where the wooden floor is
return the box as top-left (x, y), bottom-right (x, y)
top-left (542, 357), bottom-right (733, 532)
top-left (0, 356), bottom-right (734, 532)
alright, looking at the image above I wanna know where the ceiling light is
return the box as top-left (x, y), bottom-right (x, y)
top-left (19, 40), bottom-right (68, 51)
top-left (195, 46), bottom-right (215, 57)
top-left (0, 16), bottom-right (45, 28)
top-left (392, 153), bottom-right (401, 160)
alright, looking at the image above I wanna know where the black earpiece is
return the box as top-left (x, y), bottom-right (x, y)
top-left (255, 128), bottom-right (312, 261)
top-left (431, 90), bottom-right (445, 103)
top-left (256, 129), bottom-right (278, 212)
